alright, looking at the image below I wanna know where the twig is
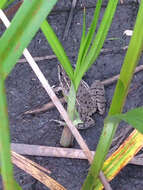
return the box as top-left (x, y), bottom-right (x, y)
top-left (102, 64), bottom-right (143, 86)
top-left (63, 0), bottom-right (78, 40)
top-left (11, 143), bottom-right (93, 158)
top-left (24, 97), bottom-right (65, 114)
top-left (11, 143), bottom-right (143, 166)
top-left (129, 154), bottom-right (143, 166)
top-left (17, 54), bottom-right (57, 63)
top-left (100, 45), bottom-right (128, 54)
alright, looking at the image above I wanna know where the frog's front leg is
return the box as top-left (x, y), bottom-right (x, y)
top-left (77, 116), bottom-right (95, 129)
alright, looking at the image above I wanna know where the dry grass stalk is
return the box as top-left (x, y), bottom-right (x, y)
top-left (11, 143), bottom-right (143, 166)
top-left (12, 151), bottom-right (66, 190)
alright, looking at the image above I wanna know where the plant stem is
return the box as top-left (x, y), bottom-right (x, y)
top-left (0, 77), bottom-right (21, 190)
top-left (60, 83), bottom-right (76, 147)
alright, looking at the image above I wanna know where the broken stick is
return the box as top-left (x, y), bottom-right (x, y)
top-left (11, 143), bottom-right (143, 166)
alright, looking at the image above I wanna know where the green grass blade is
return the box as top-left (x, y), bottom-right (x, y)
top-left (75, 0), bottom-right (103, 84)
top-left (86, 0), bottom-right (118, 69)
top-left (107, 107), bottom-right (143, 134)
top-left (0, 78), bottom-right (21, 190)
top-left (41, 20), bottom-right (74, 81)
top-left (0, 0), bottom-right (58, 79)
top-left (82, 2), bottom-right (143, 189)
top-left (0, 0), bottom-right (7, 9)
top-left (74, 0), bottom-right (118, 90)
top-left (84, 0), bottom-right (103, 54)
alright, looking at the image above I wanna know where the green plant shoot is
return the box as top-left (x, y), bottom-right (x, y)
top-left (82, 1), bottom-right (143, 189)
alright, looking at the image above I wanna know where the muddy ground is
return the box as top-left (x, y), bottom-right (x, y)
top-left (1, 0), bottom-right (143, 189)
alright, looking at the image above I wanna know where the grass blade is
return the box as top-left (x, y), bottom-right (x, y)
top-left (75, 0), bottom-right (103, 75)
top-left (83, 0), bottom-right (103, 55)
top-left (85, 0), bottom-right (118, 70)
top-left (0, 78), bottom-right (21, 190)
top-left (0, 0), bottom-right (58, 79)
top-left (74, 0), bottom-right (118, 90)
top-left (107, 107), bottom-right (143, 134)
top-left (82, 2), bottom-right (143, 189)
top-left (41, 20), bottom-right (74, 81)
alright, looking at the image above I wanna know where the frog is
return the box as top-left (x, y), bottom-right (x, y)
top-left (58, 64), bottom-right (106, 129)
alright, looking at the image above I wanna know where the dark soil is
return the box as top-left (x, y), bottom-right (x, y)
top-left (1, 0), bottom-right (143, 189)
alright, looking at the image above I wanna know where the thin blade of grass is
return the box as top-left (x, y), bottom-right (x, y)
top-left (0, 79), bottom-right (21, 190)
top-left (41, 20), bottom-right (74, 81)
top-left (85, 0), bottom-right (118, 70)
top-left (82, 2), bottom-right (143, 189)
top-left (74, 0), bottom-right (118, 90)
top-left (0, 0), bottom-right (58, 79)
top-left (83, 0), bottom-right (103, 56)
top-left (75, 0), bottom-right (103, 76)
